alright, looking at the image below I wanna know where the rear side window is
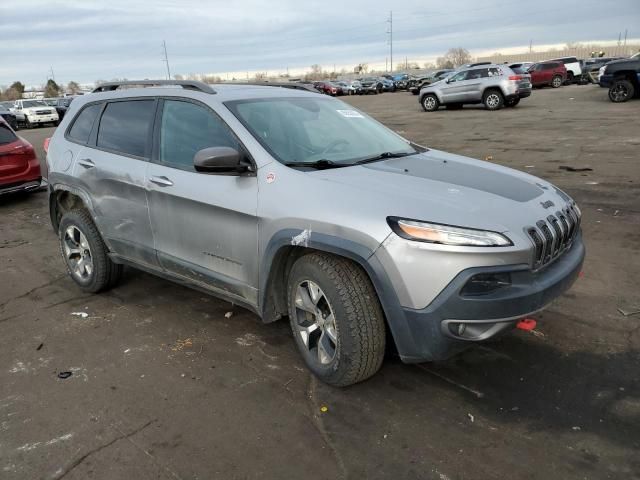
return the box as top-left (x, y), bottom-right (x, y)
top-left (543, 63), bottom-right (557, 70)
top-left (0, 122), bottom-right (17, 145)
top-left (159, 100), bottom-right (239, 171)
top-left (68, 104), bottom-right (102, 144)
top-left (97, 100), bottom-right (155, 158)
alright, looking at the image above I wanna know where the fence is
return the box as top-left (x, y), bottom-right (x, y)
top-left (476, 44), bottom-right (639, 64)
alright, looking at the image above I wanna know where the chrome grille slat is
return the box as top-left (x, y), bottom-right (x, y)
top-left (527, 203), bottom-right (581, 270)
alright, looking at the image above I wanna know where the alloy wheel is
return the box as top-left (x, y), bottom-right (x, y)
top-left (424, 97), bottom-right (436, 110)
top-left (293, 280), bottom-right (337, 365)
top-left (63, 225), bottom-right (94, 280)
top-left (486, 94), bottom-right (500, 108)
top-left (610, 84), bottom-right (629, 102)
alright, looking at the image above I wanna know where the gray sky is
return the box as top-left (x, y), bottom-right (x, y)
top-left (1, 0), bottom-right (638, 87)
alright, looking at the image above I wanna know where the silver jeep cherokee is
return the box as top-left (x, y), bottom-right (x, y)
top-left (46, 80), bottom-right (584, 386)
top-left (419, 64), bottom-right (532, 111)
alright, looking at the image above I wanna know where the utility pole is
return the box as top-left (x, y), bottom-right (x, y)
top-left (162, 40), bottom-right (171, 80)
top-left (623, 29), bottom-right (628, 47)
top-left (529, 40), bottom-right (532, 54)
top-left (617, 32), bottom-right (621, 46)
top-left (387, 11), bottom-right (393, 73)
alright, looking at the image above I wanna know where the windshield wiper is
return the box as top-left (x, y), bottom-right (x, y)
top-left (355, 151), bottom-right (414, 165)
top-left (283, 159), bottom-right (348, 170)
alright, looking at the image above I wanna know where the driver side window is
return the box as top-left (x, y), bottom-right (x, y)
top-left (159, 100), bottom-right (239, 171)
top-left (449, 71), bottom-right (468, 83)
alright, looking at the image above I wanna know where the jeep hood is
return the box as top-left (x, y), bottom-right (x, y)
top-left (310, 149), bottom-right (570, 234)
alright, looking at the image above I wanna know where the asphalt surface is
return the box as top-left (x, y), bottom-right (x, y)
top-left (1, 85), bottom-right (639, 480)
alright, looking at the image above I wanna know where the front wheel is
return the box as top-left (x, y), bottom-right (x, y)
top-left (483, 90), bottom-right (504, 110)
top-left (287, 253), bottom-right (386, 387)
top-left (421, 94), bottom-right (439, 112)
top-left (608, 79), bottom-right (634, 103)
top-left (58, 209), bottom-right (122, 293)
top-left (551, 75), bottom-right (563, 88)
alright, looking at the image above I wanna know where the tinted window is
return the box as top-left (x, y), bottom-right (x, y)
top-left (543, 63), bottom-right (557, 70)
top-left (449, 71), bottom-right (469, 82)
top-left (159, 100), bottom-right (239, 171)
top-left (68, 104), bottom-right (102, 144)
top-left (97, 100), bottom-right (155, 157)
top-left (467, 69), bottom-right (486, 79)
top-left (0, 122), bottom-right (17, 145)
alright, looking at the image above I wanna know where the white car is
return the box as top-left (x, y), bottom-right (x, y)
top-left (548, 57), bottom-right (582, 83)
top-left (12, 99), bottom-right (59, 128)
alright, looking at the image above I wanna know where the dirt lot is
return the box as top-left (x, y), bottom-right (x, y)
top-left (1, 85), bottom-right (639, 480)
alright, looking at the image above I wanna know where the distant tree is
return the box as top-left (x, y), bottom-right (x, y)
top-left (423, 62), bottom-right (436, 70)
top-left (1, 87), bottom-right (21, 101)
top-left (173, 74), bottom-right (184, 80)
top-left (310, 64), bottom-right (322, 74)
top-left (436, 57), bottom-right (454, 69)
top-left (44, 79), bottom-right (61, 98)
top-left (565, 42), bottom-right (583, 50)
top-left (444, 47), bottom-right (472, 67)
top-left (66, 81), bottom-right (81, 94)
top-left (9, 81), bottom-right (25, 96)
top-left (254, 72), bottom-right (267, 80)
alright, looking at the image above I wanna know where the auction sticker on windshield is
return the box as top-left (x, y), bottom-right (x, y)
top-left (337, 110), bottom-right (364, 118)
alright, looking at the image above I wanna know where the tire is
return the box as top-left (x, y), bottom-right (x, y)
top-left (506, 97), bottom-right (520, 107)
top-left (564, 72), bottom-right (574, 85)
top-left (483, 89), bottom-right (504, 110)
top-left (608, 79), bottom-right (634, 103)
top-left (551, 75), bottom-right (563, 88)
top-left (23, 117), bottom-right (31, 129)
top-left (287, 252), bottom-right (386, 387)
top-left (421, 94), bottom-right (439, 112)
top-left (58, 209), bottom-right (123, 293)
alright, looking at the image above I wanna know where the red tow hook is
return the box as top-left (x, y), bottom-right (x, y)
top-left (516, 318), bottom-right (537, 331)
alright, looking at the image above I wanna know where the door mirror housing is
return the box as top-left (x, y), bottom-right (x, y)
top-left (193, 147), bottom-right (253, 174)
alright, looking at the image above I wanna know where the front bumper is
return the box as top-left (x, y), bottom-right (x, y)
top-left (599, 74), bottom-right (614, 88)
top-left (388, 233), bottom-right (585, 363)
top-left (26, 114), bottom-right (58, 124)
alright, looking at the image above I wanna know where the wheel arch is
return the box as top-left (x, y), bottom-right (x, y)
top-left (612, 69), bottom-right (640, 87)
top-left (49, 185), bottom-right (94, 233)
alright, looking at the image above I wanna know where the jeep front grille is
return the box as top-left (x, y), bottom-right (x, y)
top-left (527, 203), bottom-right (581, 270)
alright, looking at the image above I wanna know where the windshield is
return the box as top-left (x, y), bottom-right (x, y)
top-left (226, 97), bottom-right (418, 165)
top-left (22, 100), bottom-right (48, 108)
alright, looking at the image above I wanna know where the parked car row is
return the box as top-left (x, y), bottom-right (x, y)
top-left (0, 97), bottom-right (76, 130)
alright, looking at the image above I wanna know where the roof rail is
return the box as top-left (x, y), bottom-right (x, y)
top-left (92, 80), bottom-right (216, 94)
top-left (214, 81), bottom-right (318, 93)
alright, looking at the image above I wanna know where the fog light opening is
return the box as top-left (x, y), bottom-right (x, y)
top-left (461, 272), bottom-right (511, 296)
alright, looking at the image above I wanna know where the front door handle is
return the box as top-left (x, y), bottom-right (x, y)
top-left (149, 175), bottom-right (174, 187)
top-left (78, 158), bottom-right (95, 168)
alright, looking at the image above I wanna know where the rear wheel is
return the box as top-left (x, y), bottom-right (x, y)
top-left (551, 75), bottom-right (563, 88)
top-left (421, 94), bottom-right (439, 112)
top-left (608, 79), bottom-right (634, 103)
top-left (287, 253), bottom-right (386, 387)
top-left (483, 90), bottom-right (504, 110)
top-left (58, 209), bottom-right (122, 293)
top-left (506, 97), bottom-right (520, 107)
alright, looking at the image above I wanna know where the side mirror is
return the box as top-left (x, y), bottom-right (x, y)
top-left (193, 147), bottom-right (253, 174)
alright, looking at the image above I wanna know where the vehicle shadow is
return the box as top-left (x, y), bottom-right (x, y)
top-left (375, 327), bottom-right (640, 448)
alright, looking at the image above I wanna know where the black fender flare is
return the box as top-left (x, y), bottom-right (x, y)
top-left (259, 229), bottom-right (419, 358)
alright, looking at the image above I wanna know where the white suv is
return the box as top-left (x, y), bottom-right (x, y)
top-left (549, 57), bottom-right (582, 84)
top-left (13, 99), bottom-right (59, 128)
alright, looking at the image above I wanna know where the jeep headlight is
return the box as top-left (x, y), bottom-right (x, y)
top-left (387, 217), bottom-right (512, 247)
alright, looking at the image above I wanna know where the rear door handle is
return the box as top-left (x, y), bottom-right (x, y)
top-left (78, 158), bottom-right (95, 168)
top-left (149, 175), bottom-right (174, 187)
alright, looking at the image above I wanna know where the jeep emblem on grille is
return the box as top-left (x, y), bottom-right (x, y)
top-left (540, 200), bottom-right (555, 209)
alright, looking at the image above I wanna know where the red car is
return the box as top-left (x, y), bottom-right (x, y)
top-left (313, 81), bottom-right (342, 96)
top-left (0, 117), bottom-right (41, 195)
top-left (527, 61), bottom-right (567, 88)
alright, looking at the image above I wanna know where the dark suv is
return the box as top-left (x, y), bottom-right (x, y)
top-left (598, 53), bottom-right (640, 102)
